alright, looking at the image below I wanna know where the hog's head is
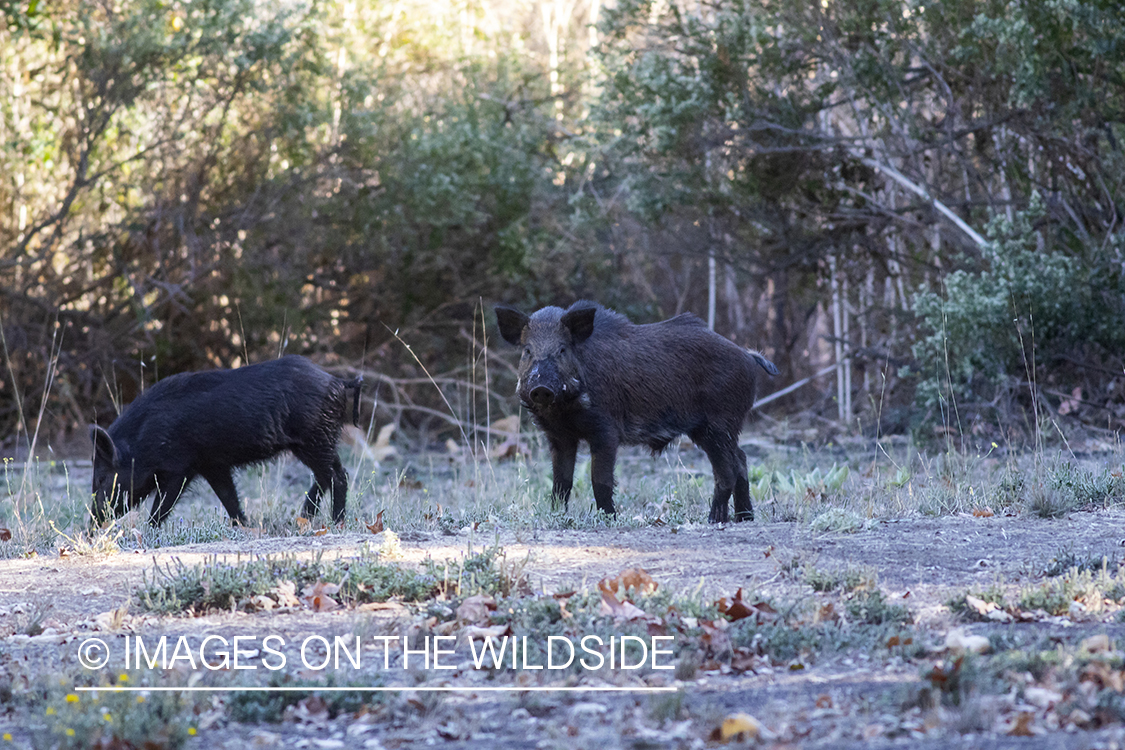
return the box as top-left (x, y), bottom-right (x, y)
top-left (89, 425), bottom-right (130, 526)
top-left (495, 304), bottom-right (596, 413)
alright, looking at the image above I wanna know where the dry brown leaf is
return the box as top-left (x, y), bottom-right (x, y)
top-left (1081, 661), bottom-right (1125, 692)
top-left (57, 546), bottom-right (71, 558)
top-left (456, 594), bottom-right (497, 625)
top-left (1058, 386), bottom-right (1082, 415)
top-left (972, 507), bottom-right (995, 517)
top-left (1007, 711), bottom-right (1035, 737)
top-left (716, 588), bottom-right (755, 622)
top-left (1081, 634), bottom-right (1113, 653)
top-left (925, 657), bottom-right (964, 691)
top-left (710, 713), bottom-right (760, 742)
top-left (598, 568), bottom-right (658, 600)
top-left (946, 628), bottom-right (990, 654)
top-left (372, 423), bottom-right (399, 461)
top-left (699, 619), bottom-right (732, 661)
top-left (598, 590), bottom-right (649, 621)
top-left (0, 528), bottom-right (10, 542)
top-left (302, 581), bottom-right (340, 612)
top-left (356, 601), bottom-right (407, 613)
top-left (247, 595), bottom-right (277, 611)
top-left (312, 527), bottom-right (329, 537)
top-left (366, 509), bottom-right (385, 534)
top-left (295, 517), bottom-right (311, 533)
top-left (271, 580), bottom-right (302, 608)
top-left (730, 647), bottom-right (758, 674)
top-left (464, 624), bottom-right (512, 641)
top-left (965, 594), bottom-right (1001, 616)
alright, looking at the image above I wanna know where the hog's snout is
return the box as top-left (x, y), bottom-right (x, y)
top-left (529, 385), bottom-right (556, 407)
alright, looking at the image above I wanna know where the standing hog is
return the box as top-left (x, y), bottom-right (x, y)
top-left (89, 355), bottom-right (362, 527)
top-left (495, 301), bottom-right (778, 523)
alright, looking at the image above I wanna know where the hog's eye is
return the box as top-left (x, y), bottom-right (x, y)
top-left (558, 346), bottom-right (566, 356)
top-left (523, 347), bottom-right (531, 357)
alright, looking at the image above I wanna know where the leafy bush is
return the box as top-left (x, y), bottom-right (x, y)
top-left (912, 193), bottom-right (1125, 424)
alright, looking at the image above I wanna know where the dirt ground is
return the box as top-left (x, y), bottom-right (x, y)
top-left (5, 501), bottom-right (1125, 748)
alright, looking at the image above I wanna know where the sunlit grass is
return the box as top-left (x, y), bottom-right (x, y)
top-left (2, 434), bottom-right (1124, 559)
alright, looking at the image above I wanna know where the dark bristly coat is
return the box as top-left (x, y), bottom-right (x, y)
top-left (495, 301), bottom-right (777, 523)
top-left (89, 355), bottom-right (362, 527)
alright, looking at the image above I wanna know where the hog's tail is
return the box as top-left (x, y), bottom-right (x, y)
top-left (343, 375), bottom-right (364, 426)
top-left (748, 350), bottom-right (779, 377)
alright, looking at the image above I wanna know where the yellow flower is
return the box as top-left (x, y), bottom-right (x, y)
top-left (45, 707), bottom-right (56, 716)
top-left (118, 674), bottom-right (129, 683)
top-left (65, 729), bottom-right (75, 737)
top-left (3, 733), bottom-right (12, 741)
top-left (65, 694), bottom-right (79, 703)
top-left (188, 728), bottom-right (197, 736)
top-left (136, 696), bottom-right (145, 704)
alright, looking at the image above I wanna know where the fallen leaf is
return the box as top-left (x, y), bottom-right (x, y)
top-left (372, 423), bottom-right (399, 462)
top-left (1007, 711), bottom-right (1035, 737)
top-left (457, 594), bottom-right (497, 625)
top-left (730, 647), bottom-right (758, 674)
top-left (815, 602), bottom-right (839, 623)
top-left (247, 595), bottom-right (277, 611)
top-left (1023, 686), bottom-right (1061, 709)
top-left (925, 657), bottom-right (963, 691)
top-left (296, 517), bottom-right (311, 533)
top-left (366, 510), bottom-right (385, 534)
top-left (313, 527), bottom-right (329, 537)
top-left (716, 588), bottom-right (778, 624)
top-left (972, 507), bottom-right (995, 517)
top-left (302, 581), bottom-right (340, 612)
top-left (712, 713), bottom-right (760, 742)
top-left (815, 694), bottom-right (833, 709)
top-left (271, 580), bottom-right (302, 608)
top-left (1058, 386), bottom-right (1082, 415)
top-left (1081, 634), bottom-right (1113, 653)
top-left (0, 528), bottom-right (10, 542)
top-left (463, 624), bottom-right (512, 641)
top-left (598, 568), bottom-right (658, 600)
top-left (356, 601), bottom-right (407, 613)
top-left (945, 628), bottom-right (990, 654)
top-left (1081, 661), bottom-right (1125, 692)
top-left (598, 591), bottom-right (649, 621)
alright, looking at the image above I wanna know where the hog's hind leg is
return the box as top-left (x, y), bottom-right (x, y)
top-left (692, 427), bottom-right (737, 524)
top-left (731, 445), bottom-right (754, 522)
top-left (293, 446), bottom-right (337, 522)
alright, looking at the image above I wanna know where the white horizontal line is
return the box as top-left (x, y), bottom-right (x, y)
top-left (76, 685), bottom-right (678, 693)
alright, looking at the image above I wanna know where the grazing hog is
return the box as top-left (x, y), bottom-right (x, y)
top-left (495, 301), bottom-right (777, 523)
top-left (89, 355), bottom-right (362, 527)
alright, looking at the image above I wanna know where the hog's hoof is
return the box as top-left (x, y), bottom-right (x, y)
top-left (733, 510), bottom-right (754, 523)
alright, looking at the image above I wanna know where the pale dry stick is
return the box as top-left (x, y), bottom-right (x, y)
top-left (15, 319), bottom-right (65, 527)
top-left (384, 325), bottom-right (471, 447)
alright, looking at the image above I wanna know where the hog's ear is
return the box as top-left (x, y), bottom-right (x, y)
top-left (494, 306), bottom-right (530, 346)
top-left (89, 425), bottom-right (118, 466)
top-left (561, 306), bottom-right (597, 343)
